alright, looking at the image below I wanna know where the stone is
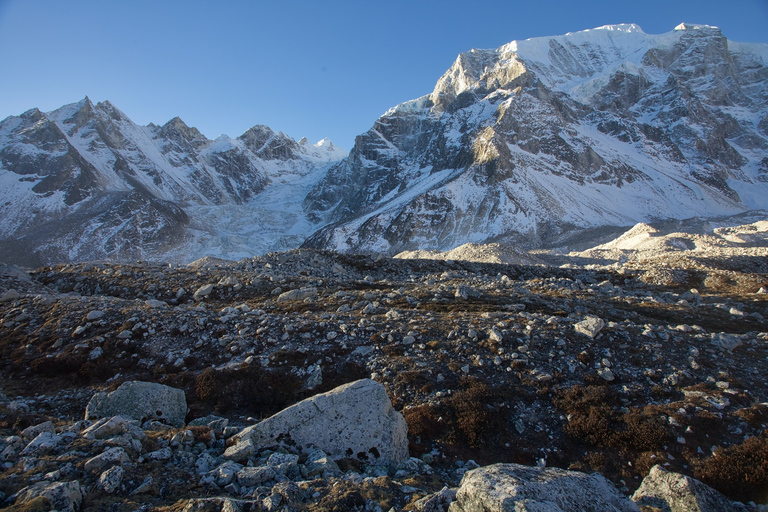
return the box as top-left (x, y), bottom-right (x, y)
top-left (710, 333), bottom-right (743, 352)
top-left (276, 286), bottom-right (318, 302)
top-left (236, 465), bottom-right (276, 486)
top-left (145, 299), bottom-right (169, 308)
top-left (21, 420), bottom-right (56, 440)
top-left (147, 447), bottom-right (172, 460)
top-left (20, 432), bottom-right (61, 457)
top-left (84, 447), bottom-right (130, 472)
top-left (218, 276), bottom-right (240, 287)
top-left (98, 465), bottom-right (125, 493)
top-left (598, 368), bottom-right (615, 382)
top-left (0, 289), bottom-right (20, 302)
top-left (222, 437), bottom-right (256, 462)
top-left (631, 464), bottom-right (740, 512)
top-left (304, 448), bottom-right (342, 478)
top-left (85, 381), bottom-right (187, 427)
top-left (268, 452), bottom-right (299, 475)
top-left (13, 481), bottom-right (83, 512)
top-left (194, 284), bottom-right (214, 301)
top-left (211, 461), bottom-right (243, 486)
top-left (189, 414), bottom-right (229, 432)
top-left (448, 463), bottom-right (639, 512)
top-left (87, 310), bottom-right (105, 320)
top-left (305, 364), bottom-right (323, 390)
top-left (234, 379), bottom-right (408, 466)
top-left (81, 415), bottom-right (145, 441)
top-left (413, 486), bottom-right (457, 512)
top-left (574, 316), bottom-right (605, 339)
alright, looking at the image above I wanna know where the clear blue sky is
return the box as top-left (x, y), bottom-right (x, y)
top-left (1, 0), bottom-right (766, 150)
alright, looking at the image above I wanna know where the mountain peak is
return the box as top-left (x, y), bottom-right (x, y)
top-left (674, 22), bottom-right (721, 33)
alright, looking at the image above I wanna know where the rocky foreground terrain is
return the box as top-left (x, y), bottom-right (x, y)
top-left (0, 231), bottom-right (766, 510)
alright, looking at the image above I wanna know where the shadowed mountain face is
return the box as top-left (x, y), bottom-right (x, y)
top-left (303, 24), bottom-right (768, 254)
top-left (0, 99), bottom-right (345, 266)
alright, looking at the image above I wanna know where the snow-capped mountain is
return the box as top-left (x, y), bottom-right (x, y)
top-left (303, 23), bottom-right (768, 254)
top-left (0, 98), bottom-right (345, 266)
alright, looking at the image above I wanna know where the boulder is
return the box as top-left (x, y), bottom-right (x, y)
top-left (98, 465), bottom-right (125, 493)
top-left (574, 315), bottom-right (605, 339)
top-left (84, 446), bottom-right (130, 472)
top-left (193, 284), bottom-right (214, 301)
top-left (276, 286), bottom-right (318, 302)
top-left (13, 481), bottom-right (83, 512)
top-left (234, 379), bottom-right (408, 466)
top-left (631, 465), bottom-right (740, 512)
top-left (448, 463), bottom-right (639, 512)
top-left (21, 420), bottom-right (56, 440)
top-left (85, 381), bottom-right (187, 427)
top-left (19, 432), bottom-right (61, 457)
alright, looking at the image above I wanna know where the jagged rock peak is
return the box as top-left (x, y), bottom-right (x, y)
top-left (303, 23), bottom-right (768, 256)
top-left (158, 116), bottom-right (206, 146)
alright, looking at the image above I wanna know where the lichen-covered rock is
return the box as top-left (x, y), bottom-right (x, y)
top-left (19, 431), bottom-right (61, 457)
top-left (234, 379), bottom-right (408, 466)
top-left (448, 463), bottom-right (639, 512)
top-left (98, 465), bottom-right (125, 493)
top-left (85, 381), bottom-right (187, 427)
top-left (21, 420), bottom-right (56, 440)
top-left (13, 481), bottom-right (83, 512)
top-left (84, 446), bottom-right (130, 472)
top-left (631, 465), bottom-right (740, 512)
top-left (413, 486), bottom-right (458, 512)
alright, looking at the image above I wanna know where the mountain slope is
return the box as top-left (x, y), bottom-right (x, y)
top-left (0, 98), bottom-right (345, 266)
top-left (303, 23), bottom-right (768, 254)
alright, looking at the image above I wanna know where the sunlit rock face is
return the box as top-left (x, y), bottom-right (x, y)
top-left (304, 23), bottom-right (768, 255)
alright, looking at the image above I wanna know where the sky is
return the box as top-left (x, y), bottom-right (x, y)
top-left (1, 0), bottom-right (767, 150)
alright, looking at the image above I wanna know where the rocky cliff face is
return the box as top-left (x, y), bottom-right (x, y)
top-left (303, 23), bottom-right (768, 254)
top-left (0, 98), bottom-right (345, 266)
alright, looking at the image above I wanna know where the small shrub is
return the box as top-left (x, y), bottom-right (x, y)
top-left (447, 378), bottom-right (503, 449)
top-left (619, 412), bottom-right (669, 451)
top-left (563, 407), bottom-right (616, 447)
top-left (694, 435), bottom-right (768, 503)
top-left (403, 404), bottom-right (448, 446)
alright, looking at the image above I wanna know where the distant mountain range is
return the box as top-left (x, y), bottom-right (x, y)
top-left (0, 99), bottom-right (345, 266)
top-left (1, 23), bottom-right (766, 266)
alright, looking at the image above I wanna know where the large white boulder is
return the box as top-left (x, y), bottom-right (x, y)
top-left (233, 379), bottom-right (408, 466)
top-left (85, 381), bottom-right (187, 427)
top-left (448, 463), bottom-right (639, 512)
top-left (631, 465), bottom-right (740, 512)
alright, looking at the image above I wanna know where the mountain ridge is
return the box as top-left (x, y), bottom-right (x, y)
top-left (1, 23), bottom-right (766, 265)
top-left (302, 23), bottom-right (767, 255)
top-left (0, 97), bottom-right (346, 266)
